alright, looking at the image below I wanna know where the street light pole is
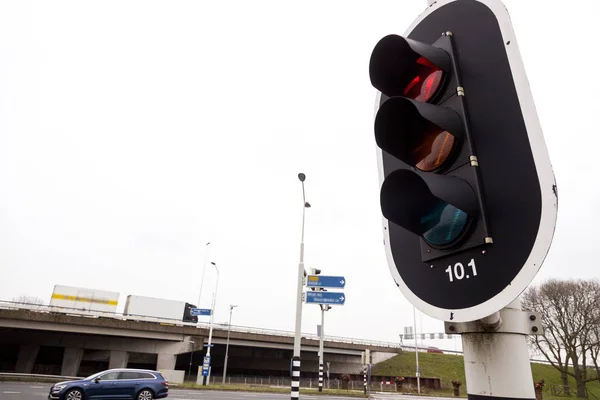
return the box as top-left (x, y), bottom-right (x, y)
top-left (197, 242), bottom-right (211, 315)
top-left (187, 340), bottom-right (195, 383)
top-left (222, 304), bottom-right (238, 385)
top-left (292, 172), bottom-right (310, 400)
top-left (413, 306), bottom-right (421, 393)
top-left (318, 304), bottom-right (329, 392)
top-left (203, 262), bottom-right (219, 386)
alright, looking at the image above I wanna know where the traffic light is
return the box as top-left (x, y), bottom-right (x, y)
top-left (371, 32), bottom-right (490, 261)
top-left (182, 302), bottom-right (198, 323)
top-left (370, 0), bottom-right (557, 322)
top-left (310, 268), bottom-right (322, 275)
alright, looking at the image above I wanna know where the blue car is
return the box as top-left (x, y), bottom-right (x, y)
top-left (48, 368), bottom-right (169, 400)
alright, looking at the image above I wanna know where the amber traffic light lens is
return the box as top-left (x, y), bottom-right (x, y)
top-left (403, 57), bottom-right (444, 102)
top-left (412, 127), bottom-right (456, 172)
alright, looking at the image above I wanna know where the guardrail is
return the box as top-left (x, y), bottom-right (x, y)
top-left (0, 301), bottom-right (402, 350)
top-left (0, 372), bottom-right (78, 380)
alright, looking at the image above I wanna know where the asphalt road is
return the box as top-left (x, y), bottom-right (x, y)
top-left (0, 381), bottom-right (453, 400)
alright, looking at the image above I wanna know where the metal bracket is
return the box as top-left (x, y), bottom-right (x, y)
top-left (444, 308), bottom-right (543, 335)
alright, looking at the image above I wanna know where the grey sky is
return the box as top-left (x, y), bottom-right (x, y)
top-left (0, 1), bottom-right (598, 349)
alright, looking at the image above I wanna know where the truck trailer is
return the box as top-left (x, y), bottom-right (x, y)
top-left (49, 285), bottom-right (119, 313)
top-left (123, 295), bottom-right (198, 323)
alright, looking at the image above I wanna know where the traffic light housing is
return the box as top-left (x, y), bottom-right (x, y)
top-left (182, 302), bottom-right (198, 323)
top-left (370, 0), bottom-right (557, 322)
top-left (371, 31), bottom-right (491, 262)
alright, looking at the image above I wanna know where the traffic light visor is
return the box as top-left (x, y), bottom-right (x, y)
top-left (369, 35), bottom-right (450, 100)
top-left (375, 97), bottom-right (460, 172)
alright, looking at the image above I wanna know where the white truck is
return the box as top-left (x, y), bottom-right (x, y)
top-left (49, 285), bottom-right (120, 313)
top-left (123, 295), bottom-right (197, 323)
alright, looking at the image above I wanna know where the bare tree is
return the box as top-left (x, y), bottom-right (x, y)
top-left (523, 279), bottom-right (600, 398)
top-left (12, 295), bottom-right (45, 305)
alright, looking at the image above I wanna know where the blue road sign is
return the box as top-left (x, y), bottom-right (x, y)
top-left (306, 291), bottom-right (346, 305)
top-left (306, 275), bottom-right (346, 289)
top-left (190, 308), bottom-right (211, 317)
top-left (201, 356), bottom-right (211, 377)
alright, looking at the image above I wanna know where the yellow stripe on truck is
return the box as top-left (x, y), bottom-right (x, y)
top-left (51, 294), bottom-right (118, 306)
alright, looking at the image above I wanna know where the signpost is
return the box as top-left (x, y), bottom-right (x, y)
top-left (306, 291), bottom-right (345, 305)
top-left (190, 308), bottom-right (211, 317)
top-left (306, 275), bottom-right (346, 289)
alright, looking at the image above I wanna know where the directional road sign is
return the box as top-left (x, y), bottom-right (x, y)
top-left (306, 275), bottom-right (346, 289)
top-left (190, 308), bottom-right (211, 317)
top-left (306, 291), bottom-right (346, 305)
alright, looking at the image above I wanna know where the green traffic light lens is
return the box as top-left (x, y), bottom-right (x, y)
top-left (420, 201), bottom-right (469, 247)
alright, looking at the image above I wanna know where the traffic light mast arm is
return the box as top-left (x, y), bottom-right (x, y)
top-left (442, 31), bottom-right (493, 244)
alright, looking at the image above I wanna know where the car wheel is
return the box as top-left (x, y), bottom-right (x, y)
top-left (65, 389), bottom-right (84, 400)
top-left (137, 389), bottom-right (153, 400)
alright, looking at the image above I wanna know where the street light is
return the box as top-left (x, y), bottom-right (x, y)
top-left (187, 339), bottom-right (195, 383)
top-left (222, 304), bottom-right (238, 385)
top-left (197, 242), bottom-right (211, 318)
top-left (291, 172), bottom-right (310, 399)
top-left (203, 261), bottom-right (219, 386)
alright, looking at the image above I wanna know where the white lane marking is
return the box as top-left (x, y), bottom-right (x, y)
top-left (2, 391), bottom-right (21, 394)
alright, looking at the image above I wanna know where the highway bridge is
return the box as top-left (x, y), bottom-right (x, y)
top-left (0, 301), bottom-right (401, 382)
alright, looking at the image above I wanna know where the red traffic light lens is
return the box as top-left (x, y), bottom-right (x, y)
top-left (412, 127), bottom-right (456, 172)
top-left (403, 57), bottom-right (444, 102)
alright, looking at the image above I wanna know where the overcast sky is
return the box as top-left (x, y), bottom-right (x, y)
top-left (1, 0), bottom-right (598, 350)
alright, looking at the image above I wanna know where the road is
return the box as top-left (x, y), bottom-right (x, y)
top-left (0, 382), bottom-right (454, 400)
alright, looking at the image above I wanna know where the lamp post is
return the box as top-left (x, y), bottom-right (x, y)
top-left (187, 339), bottom-right (195, 383)
top-left (291, 172), bottom-right (310, 400)
top-left (222, 304), bottom-right (238, 385)
top-left (318, 304), bottom-right (330, 392)
top-left (197, 242), bottom-right (211, 319)
top-left (203, 261), bottom-right (219, 386)
top-left (413, 306), bottom-right (421, 393)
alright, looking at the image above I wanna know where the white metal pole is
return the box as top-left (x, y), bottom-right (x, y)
top-left (413, 306), bottom-right (420, 393)
top-left (318, 306), bottom-right (325, 392)
top-left (222, 304), bottom-right (237, 385)
top-left (203, 262), bottom-right (219, 386)
top-left (292, 173), bottom-right (308, 400)
top-left (462, 298), bottom-right (535, 400)
top-left (197, 242), bottom-right (210, 312)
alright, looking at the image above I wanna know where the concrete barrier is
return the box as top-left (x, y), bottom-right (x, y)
top-left (158, 369), bottom-right (185, 384)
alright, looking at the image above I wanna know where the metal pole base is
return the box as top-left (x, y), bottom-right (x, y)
top-left (445, 301), bottom-right (542, 400)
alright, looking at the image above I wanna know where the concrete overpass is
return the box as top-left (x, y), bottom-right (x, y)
top-left (0, 304), bottom-right (401, 380)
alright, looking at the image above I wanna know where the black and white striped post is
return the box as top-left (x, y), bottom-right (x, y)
top-left (291, 356), bottom-right (301, 399)
top-left (363, 365), bottom-right (367, 395)
top-left (318, 362), bottom-right (324, 392)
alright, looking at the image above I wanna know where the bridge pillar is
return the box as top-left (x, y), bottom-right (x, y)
top-left (15, 344), bottom-right (39, 373)
top-left (109, 350), bottom-right (129, 369)
top-left (156, 353), bottom-right (176, 371)
top-left (61, 348), bottom-right (83, 377)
